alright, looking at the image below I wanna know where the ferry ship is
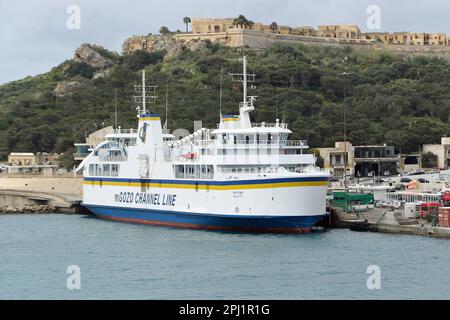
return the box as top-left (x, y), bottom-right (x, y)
top-left (77, 56), bottom-right (330, 233)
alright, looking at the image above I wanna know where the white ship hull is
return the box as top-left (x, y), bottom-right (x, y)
top-left (83, 174), bottom-right (329, 233)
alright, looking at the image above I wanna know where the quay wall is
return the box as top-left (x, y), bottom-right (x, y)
top-left (0, 175), bottom-right (82, 196)
top-left (0, 193), bottom-right (36, 208)
top-left (375, 223), bottom-right (450, 239)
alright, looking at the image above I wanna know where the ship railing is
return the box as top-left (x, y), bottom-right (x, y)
top-left (301, 166), bottom-right (330, 174)
top-left (251, 122), bottom-right (289, 129)
top-left (220, 166), bottom-right (290, 174)
top-left (281, 140), bottom-right (309, 147)
top-left (98, 155), bottom-right (128, 162)
top-left (190, 140), bottom-right (216, 147)
top-left (112, 128), bottom-right (137, 134)
top-left (185, 139), bottom-right (309, 148)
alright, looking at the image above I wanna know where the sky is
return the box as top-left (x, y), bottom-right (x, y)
top-left (0, 0), bottom-right (449, 84)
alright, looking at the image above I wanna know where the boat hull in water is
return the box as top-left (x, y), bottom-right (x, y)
top-left (84, 204), bottom-right (326, 234)
top-left (82, 175), bottom-right (329, 234)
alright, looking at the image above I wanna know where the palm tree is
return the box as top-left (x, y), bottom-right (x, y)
top-left (247, 20), bottom-right (255, 30)
top-left (270, 22), bottom-right (278, 33)
top-left (183, 17), bottom-right (191, 33)
top-left (233, 14), bottom-right (249, 29)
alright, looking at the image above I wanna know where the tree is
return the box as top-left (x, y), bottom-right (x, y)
top-left (159, 26), bottom-right (171, 34)
top-left (125, 50), bottom-right (165, 71)
top-left (233, 15), bottom-right (250, 29)
top-left (422, 151), bottom-right (438, 168)
top-left (311, 149), bottom-right (325, 168)
top-left (65, 61), bottom-right (95, 79)
top-left (59, 147), bottom-right (76, 169)
top-left (183, 17), bottom-right (191, 33)
top-left (270, 22), bottom-right (278, 33)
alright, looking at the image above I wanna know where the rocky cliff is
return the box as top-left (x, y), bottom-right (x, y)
top-left (74, 43), bottom-right (114, 68)
top-left (122, 35), bottom-right (208, 60)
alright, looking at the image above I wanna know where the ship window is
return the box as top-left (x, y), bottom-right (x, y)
top-left (111, 164), bottom-right (119, 177)
top-left (89, 164), bottom-right (95, 176)
top-left (103, 164), bottom-right (110, 176)
top-left (174, 165), bottom-right (214, 180)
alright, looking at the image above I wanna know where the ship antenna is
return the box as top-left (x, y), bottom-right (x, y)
top-left (164, 78), bottom-right (169, 133)
top-left (243, 55), bottom-right (247, 103)
top-left (230, 55), bottom-right (255, 106)
top-left (114, 88), bottom-right (118, 129)
top-left (142, 71), bottom-right (146, 114)
top-left (134, 70), bottom-right (157, 116)
top-left (275, 87), bottom-right (279, 120)
top-left (219, 65), bottom-right (223, 118)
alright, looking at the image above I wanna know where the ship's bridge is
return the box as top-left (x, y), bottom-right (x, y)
top-left (105, 128), bottom-right (138, 147)
top-left (211, 118), bottom-right (307, 150)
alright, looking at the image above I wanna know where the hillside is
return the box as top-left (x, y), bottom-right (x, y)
top-left (0, 40), bottom-right (449, 168)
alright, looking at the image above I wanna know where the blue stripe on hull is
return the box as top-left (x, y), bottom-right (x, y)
top-left (83, 204), bottom-right (325, 234)
top-left (83, 176), bottom-right (328, 185)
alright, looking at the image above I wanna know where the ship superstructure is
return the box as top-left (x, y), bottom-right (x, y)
top-left (78, 56), bottom-right (330, 233)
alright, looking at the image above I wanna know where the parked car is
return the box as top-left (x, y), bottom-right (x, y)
top-left (410, 169), bottom-right (425, 175)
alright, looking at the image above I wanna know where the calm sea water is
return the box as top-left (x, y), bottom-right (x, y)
top-left (1, 214), bottom-right (450, 299)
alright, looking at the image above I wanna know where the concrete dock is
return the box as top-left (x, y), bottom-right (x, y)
top-left (333, 207), bottom-right (450, 239)
top-left (0, 189), bottom-right (85, 214)
top-left (0, 175), bottom-right (87, 214)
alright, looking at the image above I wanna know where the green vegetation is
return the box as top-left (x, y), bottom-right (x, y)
top-left (159, 26), bottom-right (171, 34)
top-left (422, 151), bottom-right (438, 168)
top-left (233, 15), bottom-right (254, 29)
top-left (1, 42), bottom-right (449, 169)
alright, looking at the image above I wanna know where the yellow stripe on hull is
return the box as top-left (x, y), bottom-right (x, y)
top-left (83, 180), bottom-right (328, 190)
top-left (139, 117), bottom-right (161, 121)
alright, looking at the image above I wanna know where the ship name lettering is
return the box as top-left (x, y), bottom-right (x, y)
top-left (129, 192), bottom-right (176, 206)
